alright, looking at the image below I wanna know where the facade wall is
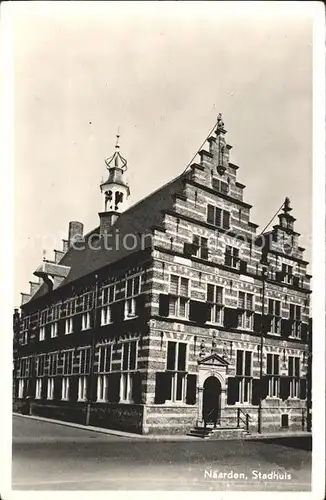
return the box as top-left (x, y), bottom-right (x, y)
top-left (13, 126), bottom-right (311, 437)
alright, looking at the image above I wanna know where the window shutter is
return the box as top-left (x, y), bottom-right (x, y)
top-left (185, 374), bottom-right (197, 405)
top-left (207, 204), bottom-right (215, 225)
top-left (193, 235), bottom-right (200, 247)
top-left (253, 313), bottom-right (262, 333)
top-left (281, 319), bottom-right (292, 337)
top-left (131, 371), bottom-right (143, 403)
top-left (89, 310), bottom-right (95, 328)
top-left (154, 372), bottom-right (171, 404)
top-left (41, 376), bottom-right (48, 399)
top-left (159, 294), bottom-right (170, 317)
top-left (239, 260), bottom-right (247, 274)
top-left (301, 323), bottom-right (309, 342)
top-left (261, 376), bottom-right (269, 399)
top-left (107, 372), bottom-right (121, 403)
top-left (54, 376), bottom-right (62, 400)
top-left (189, 300), bottom-right (209, 324)
top-left (275, 270), bottom-right (286, 282)
top-left (111, 301), bottom-right (125, 322)
top-left (252, 378), bottom-right (262, 405)
top-left (89, 373), bottom-right (97, 402)
top-left (184, 242), bottom-right (196, 258)
top-left (45, 325), bottom-right (51, 340)
top-left (215, 208), bottom-right (222, 227)
top-left (74, 314), bottom-right (82, 332)
top-left (224, 308), bottom-right (239, 329)
top-left (223, 211), bottom-right (230, 229)
top-left (280, 376), bottom-right (290, 401)
top-left (58, 319), bottom-right (65, 336)
top-left (227, 377), bottom-right (239, 405)
top-left (27, 376), bottom-right (36, 397)
top-left (69, 376), bottom-right (78, 402)
top-left (201, 246), bottom-right (209, 260)
top-left (263, 315), bottom-right (273, 333)
top-left (300, 378), bottom-right (307, 399)
top-left (293, 276), bottom-right (300, 287)
top-left (135, 294), bottom-right (146, 316)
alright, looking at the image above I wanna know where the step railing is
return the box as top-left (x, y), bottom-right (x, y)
top-left (237, 407), bottom-right (251, 433)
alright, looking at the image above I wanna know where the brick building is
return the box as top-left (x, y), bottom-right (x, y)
top-left (13, 115), bottom-right (311, 436)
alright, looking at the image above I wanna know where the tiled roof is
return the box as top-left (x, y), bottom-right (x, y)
top-left (31, 172), bottom-right (188, 301)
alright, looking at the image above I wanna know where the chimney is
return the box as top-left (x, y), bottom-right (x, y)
top-left (62, 239), bottom-right (69, 252)
top-left (68, 221), bottom-right (84, 248)
top-left (54, 249), bottom-right (65, 263)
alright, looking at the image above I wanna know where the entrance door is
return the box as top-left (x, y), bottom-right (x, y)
top-left (202, 376), bottom-right (221, 426)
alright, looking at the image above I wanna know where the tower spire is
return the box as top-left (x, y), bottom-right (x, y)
top-left (99, 132), bottom-right (130, 233)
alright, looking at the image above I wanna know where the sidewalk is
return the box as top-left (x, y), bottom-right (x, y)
top-left (246, 431), bottom-right (312, 440)
top-left (13, 412), bottom-right (197, 441)
top-left (13, 412), bottom-right (311, 442)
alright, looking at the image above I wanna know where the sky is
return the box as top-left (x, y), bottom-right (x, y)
top-left (11, 1), bottom-right (314, 307)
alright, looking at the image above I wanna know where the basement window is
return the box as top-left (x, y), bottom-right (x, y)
top-left (281, 414), bottom-right (289, 428)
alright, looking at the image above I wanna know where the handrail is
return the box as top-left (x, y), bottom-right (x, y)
top-left (237, 407), bottom-right (251, 432)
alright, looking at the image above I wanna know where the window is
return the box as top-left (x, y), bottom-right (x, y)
top-left (47, 378), bottom-right (54, 399)
top-left (35, 378), bottom-right (42, 399)
top-left (78, 376), bottom-right (87, 401)
top-left (207, 284), bottom-right (224, 324)
top-left (268, 299), bottom-right (281, 335)
top-left (225, 246), bottom-right (239, 269)
top-left (101, 284), bottom-right (114, 306)
top-left (63, 350), bottom-right (73, 375)
top-left (39, 326), bottom-right (45, 341)
top-left (97, 374), bottom-right (108, 402)
top-left (192, 236), bottom-right (209, 260)
top-left (98, 344), bottom-right (111, 373)
top-left (36, 354), bottom-right (46, 377)
top-left (101, 305), bottom-right (111, 325)
top-left (207, 204), bottom-right (230, 229)
top-left (50, 321), bottom-right (58, 338)
top-left (81, 292), bottom-right (94, 312)
top-left (114, 281), bottom-right (125, 301)
top-left (166, 341), bottom-right (187, 402)
top-left (169, 275), bottom-right (190, 318)
top-left (48, 352), bottom-right (58, 376)
top-left (81, 312), bottom-right (91, 330)
top-left (238, 292), bottom-right (254, 330)
top-left (281, 414), bottom-right (289, 428)
top-left (62, 377), bottom-right (70, 400)
top-left (79, 348), bottom-right (91, 374)
top-left (236, 350), bottom-right (252, 403)
top-left (282, 264), bottom-right (293, 284)
top-left (266, 354), bottom-right (280, 397)
top-left (65, 317), bottom-right (73, 335)
top-left (289, 304), bottom-right (302, 338)
top-left (288, 356), bottom-right (300, 398)
top-left (212, 178), bottom-right (229, 194)
top-left (120, 341), bottom-right (138, 402)
top-left (124, 276), bottom-right (141, 319)
top-left (18, 379), bottom-right (25, 398)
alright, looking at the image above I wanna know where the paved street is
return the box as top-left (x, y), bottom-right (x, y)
top-left (12, 415), bottom-right (311, 491)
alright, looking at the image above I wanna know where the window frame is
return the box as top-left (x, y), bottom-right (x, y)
top-left (165, 341), bottom-right (188, 403)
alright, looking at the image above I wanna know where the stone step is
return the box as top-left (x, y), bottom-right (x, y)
top-left (187, 427), bottom-right (250, 440)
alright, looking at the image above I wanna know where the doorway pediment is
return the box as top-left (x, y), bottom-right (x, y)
top-left (198, 352), bottom-right (230, 367)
